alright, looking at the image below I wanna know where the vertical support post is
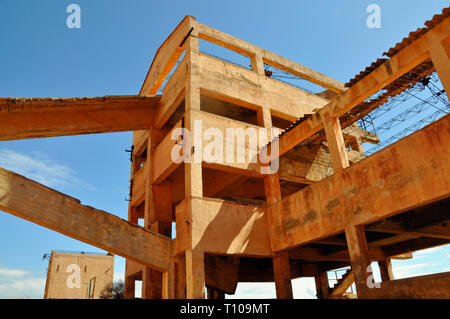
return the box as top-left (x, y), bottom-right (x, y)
top-left (348, 135), bottom-right (364, 154)
top-left (272, 252), bottom-right (293, 299)
top-left (125, 131), bottom-right (145, 298)
top-left (162, 260), bottom-right (175, 299)
top-left (206, 287), bottom-right (213, 299)
top-left (183, 20), bottom-right (205, 299)
top-left (174, 254), bottom-right (186, 299)
top-left (429, 36), bottom-right (450, 96)
top-left (142, 268), bottom-right (162, 299)
top-left (141, 128), bottom-right (169, 299)
top-left (124, 275), bottom-right (135, 299)
top-left (321, 105), bottom-right (349, 172)
top-left (184, 21), bottom-right (203, 199)
top-left (251, 54), bottom-right (265, 75)
top-left (345, 224), bottom-right (371, 299)
top-left (257, 106), bottom-right (272, 133)
top-left (153, 180), bottom-right (174, 223)
top-left (186, 248), bottom-right (205, 299)
top-left (128, 206), bottom-right (138, 225)
top-left (354, 137), bottom-right (364, 154)
top-left (258, 107), bottom-right (293, 299)
top-left (162, 271), bottom-right (170, 299)
top-left (378, 258), bottom-right (394, 282)
top-left (264, 173), bottom-right (282, 205)
top-left (258, 107), bottom-right (281, 205)
top-left (145, 127), bottom-right (163, 228)
top-left (314, 264), bottom-right (330, 299)
top-left (127, 132), bottom-right (142, 226)
top-left (207, 287), bottom-right (225, 299)
top-left (142, 268), bottom-right (152, 299)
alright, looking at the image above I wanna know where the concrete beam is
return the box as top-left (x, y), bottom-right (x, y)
top-left (196, 22), bottom-right (346, 93)
top-left (367, 271), bottom-right (450, 299)
top-left (140, 16), bottom-right (194, 96)
top-left (273, 16), bottom-right (450, 156)
top-left (0, 95), bottom-right (159, 141)
top-left (0, 167), bottom-right (172, 272)
top-left (269, 115), bottom-right (450, 252)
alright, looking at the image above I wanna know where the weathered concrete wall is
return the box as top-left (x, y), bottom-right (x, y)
top-left (45, 252), bottom-right (114, 299)
top-left (269, 115), bottom-right (450, 252)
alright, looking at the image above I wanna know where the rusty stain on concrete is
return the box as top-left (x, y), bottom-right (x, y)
top-left (326, 198), bottom-right (340, 210)
top-left (283, 217), bottom-right (301, 232)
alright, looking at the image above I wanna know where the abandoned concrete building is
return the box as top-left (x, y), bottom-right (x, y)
top-left (0, 8), bottom-right (449, 299)
top-left (44, 250), bottom-right (114, 299)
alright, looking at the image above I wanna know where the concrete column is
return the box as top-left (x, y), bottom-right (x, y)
top-left (314, 265), bottom-right (330, 299)
top-left (207, 287), bottom-right (225, 299)
top-left (124, 275), bottom-right (135, 299)
top-left (378, 258), bottom-right (394, 282)
top-left (345, 224), bottom-right (371, 298)
top-left (321, 105), bottom-right (350, 172)
top-left (272, 252), bottom-right (293, 299)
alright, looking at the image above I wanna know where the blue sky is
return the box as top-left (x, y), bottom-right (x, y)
top-left (0, 0), bottom-right (449, 298)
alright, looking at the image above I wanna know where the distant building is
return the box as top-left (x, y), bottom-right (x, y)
top-left (44, 250), bottom-right (114, 299)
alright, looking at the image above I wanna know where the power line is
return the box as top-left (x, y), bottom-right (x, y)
top-left (365, 110), bottom-right (446, 155)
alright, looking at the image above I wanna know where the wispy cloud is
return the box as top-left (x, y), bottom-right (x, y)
top-left (0, 265), bottom-right (45, 298)
top-left (413, 246), bottom-right (443, 256)
top-left (228, 278), bottom-right (317, 299)
top-left (393, 262), bottom-right (441, 279)
top-left (0, 266), bottom-right (29, 277)
top-left (228, 283), bottom-right (276, 299)
top-left (292, 278), bottom-right (317, 299)
top-left (0, 149), bottom-right (94, 191)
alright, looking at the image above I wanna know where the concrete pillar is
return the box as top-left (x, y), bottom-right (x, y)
top-left (314, 265), bottom-right (330, 299)
top-left (186, 249), bottom-right (205, 299)
top-left (378, 258), bottom-right (394, 282)
top-left (345, 224), bottom-right (371, 298)
top-left (207, 287), bottom-right (225, 299)
top-left (174, 254), bottom-right (186, 299)
top-left (124, 275), bottom-right (135, 299)
top-left (429, 36), bottom-right (450, 97)
top-left (142, 268), bottom-right (162, 299)
top-left (321, 105), bottom-right (350, 172)
top-left (272, 252), bottom-right (293, 299)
